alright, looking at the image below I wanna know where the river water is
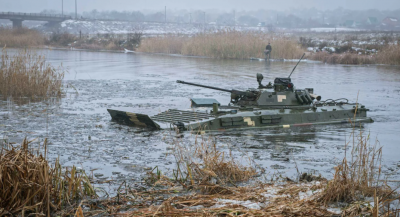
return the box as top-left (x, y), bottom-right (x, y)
top-left (1, 49), bottom-right (400, 194)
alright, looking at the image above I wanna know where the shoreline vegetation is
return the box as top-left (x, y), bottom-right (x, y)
top-left (0, 27), bottom-right (400, 65)
top-left (0, 49), bottom-right (65, 101)
top-left (1, 128), bottom-right (398, 216)
top-left (137, 30), bottom-right (304, 59)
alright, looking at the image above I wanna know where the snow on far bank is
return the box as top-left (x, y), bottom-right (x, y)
top-left (293, 27), bottom-right (366, 32)
top-left (34, 19), bottom-right (373, 36)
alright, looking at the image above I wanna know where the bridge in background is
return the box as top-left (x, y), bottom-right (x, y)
top-left (0, 12), bottom-right (72, 28)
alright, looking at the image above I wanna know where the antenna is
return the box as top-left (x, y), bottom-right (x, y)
top-left (288, 53), bottom-right (305, 78)
top-left (75, 0), bottom-right (77, 19)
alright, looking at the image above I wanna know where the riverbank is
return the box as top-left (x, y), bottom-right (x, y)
top-left (1, 129), bottom-right (398, 216)
top-left (137, 30), bottom-right (304, 60)
top-left (0, 27), bottom-right (141, 51)
top-left (138, 30), bottom-right (400, 65)
top-left (1, 27), bottom-right (400, 65)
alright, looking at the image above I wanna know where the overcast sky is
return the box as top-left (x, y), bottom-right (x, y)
top-left (2, 0), bottom-right (400, 13)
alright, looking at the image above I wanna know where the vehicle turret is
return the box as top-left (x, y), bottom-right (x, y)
top-left (177, 53), bottom-right (320, 108)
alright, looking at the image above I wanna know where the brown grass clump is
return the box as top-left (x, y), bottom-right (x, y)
top-left (318, 125), bottom-right (391, 205)
top-left (0, 27), bottom-right (45, 47)
top-left (171, 135), bottom-right (257, 188)
top-left (139, 30), bottom-right (304, 59)
top-left (139, 34), bottom-right (185, 54)
top-left (0, 49), bottom-right (65, 101)
top-left (0, 138), bottom-right (96, 216)
top-left (47, 32), bottom-right (77, 46)
top-left (310, 52), bottom-right (376, 64)
top-left (376, 44), bottom-right (400, 65)
top-left (310, 44), bottom-right (400, 65)
top-left (46, 32), bottom-right (143, 51)
top-left (94, 181), bottom-right (334, 216)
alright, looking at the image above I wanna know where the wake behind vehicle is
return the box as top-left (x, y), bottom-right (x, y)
top-left (107, 54), bottom-right (372, 132)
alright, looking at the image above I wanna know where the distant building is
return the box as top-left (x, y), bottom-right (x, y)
top-left (366, 17), bottom-right (378, 25)
top-left (344, 20), bottom-right (356, 28)
top-left (381, 17), bottom-right (399, 28)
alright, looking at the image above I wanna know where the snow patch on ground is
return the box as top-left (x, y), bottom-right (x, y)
top-left (212, 199), bottom-right (262, 209)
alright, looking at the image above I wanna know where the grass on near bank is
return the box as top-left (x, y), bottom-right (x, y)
top-left (0, 49), bottom-right (65, 101)
top-left (138, 29), bottom-right (304, 59)
top-left (0, 138), bottom-right (96, 216)
top-left (86, 128), bottom-right (397, 216)
top-left (1, 126), bottom-right (397, 216)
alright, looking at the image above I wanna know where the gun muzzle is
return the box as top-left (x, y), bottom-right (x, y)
top-left (310, 94), bottom-right (321, 101)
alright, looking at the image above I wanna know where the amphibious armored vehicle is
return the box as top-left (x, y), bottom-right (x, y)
top-left (107, 55), bottom-right (373, 131)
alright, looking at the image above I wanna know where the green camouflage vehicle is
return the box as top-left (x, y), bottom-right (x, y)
top-left (107, 55), bottom-right (373, 132)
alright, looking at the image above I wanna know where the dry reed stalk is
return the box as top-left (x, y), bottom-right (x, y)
top-left (0, 138), bottom-right (96, 216)
top-left (0, 27), bottom-right (45, 48)
top-left (376, 44), bottom-right (400, 65)
top-left (171, 134), bottom-right (257, 188)
top-left (77, 130), bottom-right (396, 217)
top-left (138, 30), bottom-right (304, 59)
top-left (318, 125), bottom-right (391, 207)
top-left (0, 49), bottom-right (65, 101)
top-left (310, 52), bottom-right (376, 64)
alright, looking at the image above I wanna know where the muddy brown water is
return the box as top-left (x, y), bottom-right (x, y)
top-left (1, 49), bottom-right (400, 195)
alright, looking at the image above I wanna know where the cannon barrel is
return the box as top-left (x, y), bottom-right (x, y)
top-left (177, 80), bottom-right (233, 93)
top-left (176, 80), bottom-right (255, 97)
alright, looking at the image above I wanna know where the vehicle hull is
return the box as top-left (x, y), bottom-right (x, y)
top-left (107, 104), bottom-right (372, 132)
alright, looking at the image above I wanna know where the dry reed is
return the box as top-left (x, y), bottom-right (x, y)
top-left (318, 121), bottom-right (391, 205)
top-left (101, 180), bottom-right (333, 216)
top-left (0, 49), bottom-right (65, 101)
top-left (0, 138), bottom-right (96, 216)
top-left (138, 30), bottom-right (304, 59)
top-left (310, 44), bottom-right (400, 65)
top-left (171, 134), bottom-right (257, 188)
top-left (376, 44), bottom-right (400, 65)
top-left (66, 128), bottom-right (399, 216)
top-left (310, 52), bottom-right (376, 64)
top-left (0, 27), bottom-right (45, 48)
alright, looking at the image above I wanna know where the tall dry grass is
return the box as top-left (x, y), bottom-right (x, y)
top-left (310, 44), bottom-right (400, 65)
top-left (319, 118), bottom-right (390, 205)
top-left (376, 44), bottom-right (400, 65)
top-left (0, 27), bottom-right (45, 48)
top-left (139, 30), bottom-right (304, 59)
top-left (171, 134), bottom-right (257, 188)
top-left (0, 49), bottom-right (65, 101)
top-left (310, 52), bottom-right (376, 65)
top-left (0, 138), bottom-right (96, 216)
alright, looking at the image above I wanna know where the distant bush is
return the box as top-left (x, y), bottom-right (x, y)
top-left (335, 43), bottom-right (353, 53)
top-left (0, 27), bottom-right (45, 47)
top-left (310, 52), bottom-right (375, 65)
top-left (299, 37), bottom-right (316, 48)
top-left (47, 32), bottom-right (77, 46)
top-left (125, 32), bottom-right (142, 50)
top-left (139, 30), bottom-right (304, 59)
